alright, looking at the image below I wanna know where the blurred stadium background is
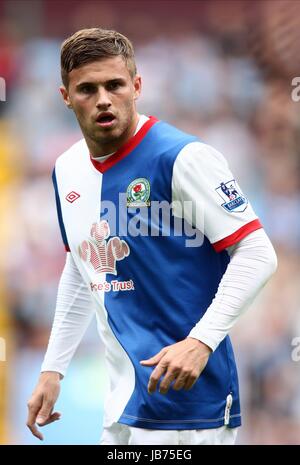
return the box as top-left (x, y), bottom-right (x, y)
top-left (0, 0), bottom-right (300, 445)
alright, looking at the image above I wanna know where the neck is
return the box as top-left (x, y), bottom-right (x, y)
top-left (87, 113), bottom-right (140, 158)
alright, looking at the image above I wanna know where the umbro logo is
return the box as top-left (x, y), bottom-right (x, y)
top-left (66, 191), bottom-right (80, 203)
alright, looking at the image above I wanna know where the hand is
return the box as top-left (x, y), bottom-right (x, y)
top-left (140, 338), bottom-right (212, 395)
top-left (26, 371), bottom-right (62, 441)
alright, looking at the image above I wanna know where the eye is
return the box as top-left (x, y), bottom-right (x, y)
top-left (79, 85), bottom-right (96, 94)
top-left (107, 81), bottom-right (122, 91)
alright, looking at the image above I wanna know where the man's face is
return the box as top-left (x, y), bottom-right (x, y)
top-left (60, 56), bottom-right (141, 155)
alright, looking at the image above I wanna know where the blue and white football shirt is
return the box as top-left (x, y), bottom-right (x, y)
top-left (53, 116), bottom-right (261, 430)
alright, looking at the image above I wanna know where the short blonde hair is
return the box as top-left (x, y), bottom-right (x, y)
top-left (61, 28), bottom-right (137, 87)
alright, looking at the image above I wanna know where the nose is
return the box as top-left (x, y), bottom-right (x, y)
top-left (96, 87), bottom-right (112, 109)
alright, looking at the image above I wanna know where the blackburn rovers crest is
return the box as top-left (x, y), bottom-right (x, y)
top-left (216, 179), bottom-right (248, 213)
top-left (126, 178), bottom-right (150, 207)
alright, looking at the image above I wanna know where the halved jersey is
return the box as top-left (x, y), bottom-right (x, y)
top-left (53, 116), bottom-right (261, 430)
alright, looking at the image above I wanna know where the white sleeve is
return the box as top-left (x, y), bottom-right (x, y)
top-left (172, 141), bottom-right (262, 251)
top-left (188, 228), bottom-right (278, 351)
top-left (41, 253), bottom-right (95, 377)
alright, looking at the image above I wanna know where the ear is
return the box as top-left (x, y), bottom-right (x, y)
top-left (60, 86), bottom-right (73, 109)
top-left (133, 75), bottom-right (142, 101)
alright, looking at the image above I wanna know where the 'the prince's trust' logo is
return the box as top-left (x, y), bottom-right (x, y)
top-left (78, 220), bottom-right (130, 275)
top-left (127, 178), bottom-right (150, 207)
top-left (216, 180), bottom-right (248, 213)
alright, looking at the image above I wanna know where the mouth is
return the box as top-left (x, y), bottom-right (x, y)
top-left (95, 112), bottom-right (116, 128)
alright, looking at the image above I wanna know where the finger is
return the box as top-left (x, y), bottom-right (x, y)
top-left (184, 374), bottom-right (199, 391)
top-left (36, 399), bottom-right (55, 425)
top-left (39, 411), bottom-right (61, 426)
top-left (158, 371), bottom-right (177, 394)
top-left (140, 348), bottom-right (168, 366)
top-left (147, 362), bottom-right (169, 394)
top-left (27, 405), bottom-right (44, 441)
top-left (172, 373), bottom-right (189, 391)
top-left (27, 422), bottom-right (44, 441)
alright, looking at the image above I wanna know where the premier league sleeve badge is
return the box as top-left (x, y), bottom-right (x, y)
top-left (215, 180), bottom-right (248, 213)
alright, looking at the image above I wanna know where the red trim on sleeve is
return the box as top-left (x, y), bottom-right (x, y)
top-left (65, 245), bottom-right (70, 252)
top-left (90, 116), bottom-right (158, 173)
top-left (212, 219), bottom-right (263, 253)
